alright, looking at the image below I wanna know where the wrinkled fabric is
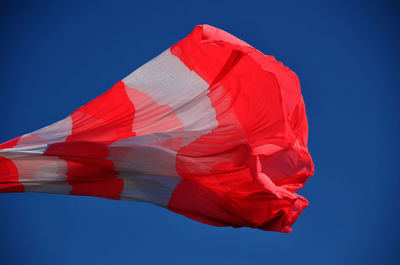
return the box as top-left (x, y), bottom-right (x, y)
top-left (0, 25), bottom-right (314, 232)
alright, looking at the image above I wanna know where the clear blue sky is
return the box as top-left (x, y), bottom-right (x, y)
top-left (1, 0), bottom-right (399, 264)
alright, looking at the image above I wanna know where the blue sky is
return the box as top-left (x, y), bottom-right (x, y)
top-left (1, 0), bottom-right (399, 264)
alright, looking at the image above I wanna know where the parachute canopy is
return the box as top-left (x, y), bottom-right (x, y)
top-left (0, 25), bottom-right (314, 232)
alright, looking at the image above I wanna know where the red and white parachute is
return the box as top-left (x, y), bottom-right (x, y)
top-left (0, 25), bottom-right (314, 232)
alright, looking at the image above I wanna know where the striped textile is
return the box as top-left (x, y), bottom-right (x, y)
top-left (0, 25), bottom-right (314, 232)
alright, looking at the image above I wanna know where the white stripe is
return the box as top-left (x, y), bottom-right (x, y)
top-left (119, 174), bottom-right (181, 207)
top-left (0, 144), bottom-right (48, 155)
top-left (3, 116), bottom-right (73, 194)
top-left (109, 134), bottom-right (181, 206)
top-left (17, 116), bottom-right (73, 146)
top-left (109, 133), bottom-right (179, 177)
top-left (23, 181), bottom-right (72, 194)
top-left (110, 48), bottom-right (219, 207)
top-left (123, 48), bottom-right (217, 133)
top-left (2, 153), bottom-right (72, 194)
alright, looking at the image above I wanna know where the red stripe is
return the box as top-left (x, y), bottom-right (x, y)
top-left (126, 87), bottom-right (184, 136)
top-left (0, 156), bottom-right (24, 193)
top-left (169, 25), bottom-right (314, 232)
top-left (168, 168), bottom-right (308, 232)
top-left (46, 81), bottom-right (135, 199)
top-left (0, 136), bottom-right (24, 193)
top-left (0, 136), bottom-right (22, 150)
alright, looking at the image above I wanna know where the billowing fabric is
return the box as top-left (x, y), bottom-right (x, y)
top-left (0, 25), bottom-right (314, 232)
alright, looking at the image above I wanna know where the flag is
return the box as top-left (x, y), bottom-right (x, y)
top-left (0, 25), bottom-right (314, 232)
